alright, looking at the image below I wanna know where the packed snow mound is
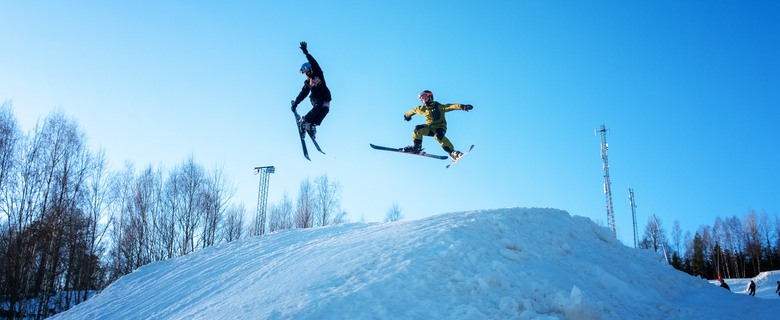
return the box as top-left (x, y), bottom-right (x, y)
top-left (54, 208), bottom-right (780, 319)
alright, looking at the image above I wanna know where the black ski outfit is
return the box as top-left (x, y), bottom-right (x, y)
top-left (719, 279), bottom-right (730, 291)
top-left (292, 42), bottom-right (331, 127)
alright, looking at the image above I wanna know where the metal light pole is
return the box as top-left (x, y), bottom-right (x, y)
top-left (253, 166), bottom-right (275, 236)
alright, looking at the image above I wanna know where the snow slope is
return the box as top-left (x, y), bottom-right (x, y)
top-left (53, 208), bottom-right (780, 319)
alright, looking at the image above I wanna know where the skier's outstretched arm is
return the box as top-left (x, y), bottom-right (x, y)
top-left (442, 103), bottom-right (474, 112)
top-left (300, 41), bottom-right (323, 75)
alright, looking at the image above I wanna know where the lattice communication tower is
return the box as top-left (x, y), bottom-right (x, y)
top-left (629, 188), bottom-right (638, 248)
top-left (596, 125), bottom-right (616, 238)
top-left (253, 166), bottom-right (275, 236)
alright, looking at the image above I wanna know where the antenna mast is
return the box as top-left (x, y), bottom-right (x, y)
top-left (596, 124), bottom-right (616, 238)
top-left (253, 166), bottom-right (275, 236)
top-left (629, 188), bottom-right (638, 248)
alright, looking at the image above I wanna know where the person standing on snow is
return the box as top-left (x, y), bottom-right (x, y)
top-left (291, 41), bottom-right (331, 139)
top-left (775, 281), bottom-right (780, 297)
top-left (747, 280), bottom-right (756, 296)
top-left (402, 90), bottom-right (473, 160)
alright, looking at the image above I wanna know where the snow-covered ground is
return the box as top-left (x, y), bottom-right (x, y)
top-left (711, 271), bottom-right (780, 300)
top-left (53, 208), bottom-right (780, 319)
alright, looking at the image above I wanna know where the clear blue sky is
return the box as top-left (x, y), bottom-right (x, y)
top-left (2, 1), bottom-right (778, 244)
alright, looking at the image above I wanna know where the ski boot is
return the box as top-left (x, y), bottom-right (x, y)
top-left (298, 119), bottom-right (316, 138)
top-left (403, 144), bottom-right (423, 154)
top-left (306, 123), bottom-right (317, 139)
top-left (449, 150), bottom-right (463, 161)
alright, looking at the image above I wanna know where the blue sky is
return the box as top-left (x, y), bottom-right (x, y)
top-left (2, 1), bottom-right (778, 245)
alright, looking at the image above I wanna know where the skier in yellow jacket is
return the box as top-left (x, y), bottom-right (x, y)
top-left (403, 90), bottom-right (473, 160)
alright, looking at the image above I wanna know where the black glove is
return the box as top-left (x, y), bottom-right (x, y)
top-left (404, 114), bottom-right (412, 121)
top-left (291, 100), bottom-right (298, 113)
top-left (299, 41), bottom-right (308, 55)
top-left (461, 104), bottom-right (473, 111)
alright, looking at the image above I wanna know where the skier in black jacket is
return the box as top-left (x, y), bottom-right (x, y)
top-left (776, 281), bottom-right (780, 297)
top-left (719, 279), bottom-right (730, 291)
top-left (291, 41), bottom-right (331, 139)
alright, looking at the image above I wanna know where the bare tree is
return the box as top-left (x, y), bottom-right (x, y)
top-left (200, 166), bottom-right (233, 248)
top-left (724, 216), bottom-right (745, 278)
top-left (671, 220), bottom-right (682, 257)
top-left (269, 193), bottom-right (293, 232)
top-left (295, 179), bottom-right (314, 229)
top-left (177, 156), bottom-right (204, 255)
top-left (162, 163), bottom-right (182, 260)
top-left (384, 202), bottom-right (403, 222)
top-left (77, 150), bottom-right (112, 302)
top-left (131, 165), bottom-right (157, 268)
top-left (331, 211), bottom-right (348, 225)
top-left (640, 214), bottom-right (669, 263)
top-left (222, 203), bottom-right (245, 242)
top-left (712, 216), bottom-right (728, 277)
top-left (775, 216), bottom-right (780, 255)
top-left (108, 162), bottom-right (137, 281)
top-left (0, 101), bottom-right (28, 316)
top-left (757, 210), bottom-right (774, 270)
top-left (313, 175), bottom-right (341, 227)
top-left (743, 210), bottom-right (762, 275)
top-left (0, 101), bottom-right (20, 218)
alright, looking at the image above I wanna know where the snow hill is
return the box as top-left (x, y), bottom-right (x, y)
top-left (53, 208), bottom-right (780, 319)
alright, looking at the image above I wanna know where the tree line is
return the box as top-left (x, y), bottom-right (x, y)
top-left (0, 103), bottom-right (345, 318)
top-left (639, 209), bottom-right (780, 280)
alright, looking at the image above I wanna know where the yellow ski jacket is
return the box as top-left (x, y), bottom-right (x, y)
top-left (404, 102), bottom-right (464, 130)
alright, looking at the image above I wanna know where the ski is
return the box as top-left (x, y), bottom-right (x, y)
top-left (446, 144), bottom-right (474, 168)
top-left (369, 144), bottom-right (449, 160)
top-left (307, 130), bottom-right (325, 155)
top-left (294, 111), bottom-right (310, 161)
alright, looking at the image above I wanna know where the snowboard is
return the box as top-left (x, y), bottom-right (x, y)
top-left (446, 144), bottom-right (474, 169)
top-left (369, 144), bottom-right (449, 160)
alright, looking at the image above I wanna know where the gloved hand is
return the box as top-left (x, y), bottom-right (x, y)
top-left (291, 100), bottom-right (298, 113)
top-left (300, 41), bottom-right (308, 55)
top-left (461, 104), bottom-right (473, 111)
top-left (404, 114), bottom-right (412, 121)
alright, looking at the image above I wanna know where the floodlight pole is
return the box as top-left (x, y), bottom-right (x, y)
top-left (253, 166), bottom-right (275, 236)
top-left (596, 124), bottom-right (616, 239)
